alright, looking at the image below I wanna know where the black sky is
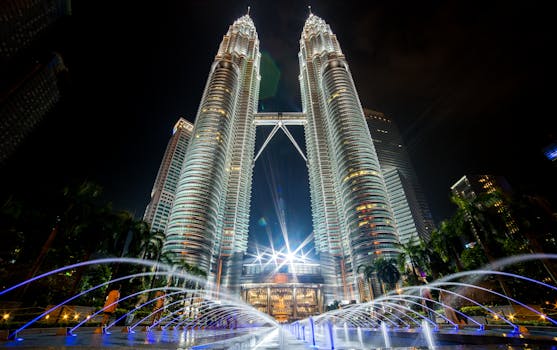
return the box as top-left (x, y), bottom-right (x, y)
top-left (2, 0), bottom-right (556, 250)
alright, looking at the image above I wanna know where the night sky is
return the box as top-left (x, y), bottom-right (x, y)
top-left (2, 1), bottom-right (556, 253)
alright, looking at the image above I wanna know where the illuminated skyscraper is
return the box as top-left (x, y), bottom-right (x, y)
top-left (163, 13), bottom-right (261, 292)
top-left (299, 13), bottom-right (399, 302)
top-left (162, 11), bottom-right (398, 303)
top-left (143, 118), bottom-right (193, 233)
top-left (364, 109), bottom-right (434, 244)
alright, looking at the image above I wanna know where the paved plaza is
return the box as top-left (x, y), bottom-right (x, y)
top-left (3, 325), bottom-right (557, 349)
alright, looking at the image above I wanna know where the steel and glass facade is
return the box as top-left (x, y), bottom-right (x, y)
top-left (162, 12), bottom-right (399, 303)
top-left (163, 14), bottom-right (261, 290)
top-left (299, 14), bottom-right (399, 302)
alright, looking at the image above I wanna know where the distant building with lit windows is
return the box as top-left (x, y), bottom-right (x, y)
top-left (451, 175), bottom-right (519, 237)
top-left (364, 109), bottom-right (434, 245)
top-left (1, 0), bottom-right (71, 164)
top-left (0, 53), bottom-right (67, 163)
top-left (0, 0), bottom-right (71, 62)
top-left (143, 118), bottom-right (193, 233)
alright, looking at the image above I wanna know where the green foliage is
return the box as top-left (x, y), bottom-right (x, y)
top-left (430, 188), bottom-right (557, 284)
top-left (374, 258), bottom-right (400, 287)
top-left (459, 305), bottom-right (488, 316)
top-left (360, 257), bottom-right (401, 292)
top-left (77, 264), bottom-right (112, 305)
top-left (513, 319), bottom-right (552, 326)
top-left (0, 180), bottom-right (169, 308)
top-left (460, 245), bottom-right (488, 270)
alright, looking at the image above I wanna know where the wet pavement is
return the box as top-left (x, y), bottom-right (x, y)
top-left (1, 327), bottom-right (275, 349)
top-left (2, 326), bottom-right (557, 349)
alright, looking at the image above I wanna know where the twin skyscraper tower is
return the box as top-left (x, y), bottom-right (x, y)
top-left (158, 11), bottom-right (400, 303)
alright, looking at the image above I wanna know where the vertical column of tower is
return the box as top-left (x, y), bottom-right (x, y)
top-left (216, 15), bottom-right (261, 293)
top-left (300, 13), bottom-right (399, 302)
top-left (163, 20), bottom-right (249, 273)
top-left (299, 17), bottom-right (347, 303)
top-left (321, 57), bottom-right (399, 274)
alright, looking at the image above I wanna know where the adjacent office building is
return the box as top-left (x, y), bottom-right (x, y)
top-left (143, 118), bottom-right (194, 233)
top-left (364, 109), bottom-right (434, 245)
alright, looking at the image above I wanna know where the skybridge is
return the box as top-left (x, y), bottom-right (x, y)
top-left (253, 112), bottom-right (307, 164)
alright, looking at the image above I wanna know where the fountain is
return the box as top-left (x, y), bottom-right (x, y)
top-left (381, 321), bottom-right (391, 348)
top-left (422, 318), bottom-right (436, 349)
top-left (1, 254), bottom-right (557, 348)
top-left (309, 316), bottom-right (316, 347)
top-left (287, 254), bottom-right (557, 349)
top-left (0, 258), bottom-right (278, 347)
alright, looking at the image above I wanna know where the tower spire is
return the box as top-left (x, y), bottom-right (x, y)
top-left (247, 6), bottom-right (250, 16)
top-left (308, 5), bottom-right (312, 15)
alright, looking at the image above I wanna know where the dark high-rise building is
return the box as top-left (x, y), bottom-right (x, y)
top-left (0, 0), bottom-right (71, 62)
top-left (364, 109), bottom-right (434, 244)
top-left (0, 53), bottom-right (67, 163)
top-left (1, 0), bottom-right (71, 164)
top-left (144, 118), bottom-right (194, 234)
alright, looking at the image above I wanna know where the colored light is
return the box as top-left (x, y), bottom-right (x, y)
top-left (544, 143), bottom-right (557, 161)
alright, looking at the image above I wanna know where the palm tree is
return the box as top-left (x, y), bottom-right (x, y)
top-left (26, 181), bottom-right (104, 281)
top-left (396, 240), bottom-right (431, 283)
top-left (139, 230), bottom-right (165, 261)
top-left (453, 190), bottom-right (522, 261)
top-left (373, 258), bottom-right (401, 292)
top-left (358, 257), bottom-right (401, 297)
top-left (430, 217), bottom-right (465, 272)
top-left (450, 192), bottom-right (517, 302)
